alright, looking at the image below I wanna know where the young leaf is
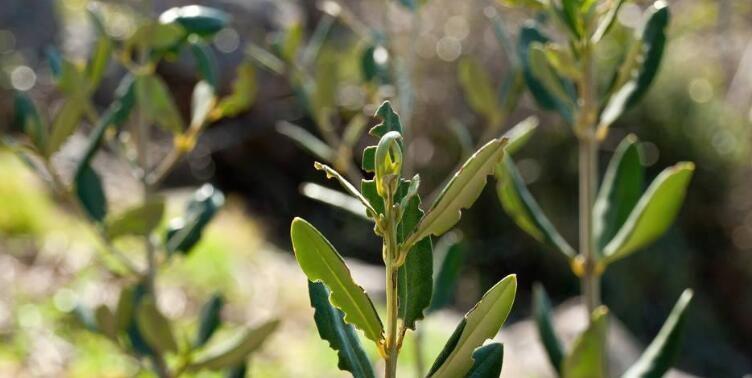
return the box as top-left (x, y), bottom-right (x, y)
top-left (428, 274), bottom-right (517, 378)
top-left (135, 74), bottom-right (184, 133)
top-left (592, 0), bottom-right (626, 43)
top-left (309, 281), bottom-right (376, 378)
top-left (429, 233), bottom-right (464, 312)
top-left (466, 343), bottom-right (504, 378)
top-left (314, 162), bottom-right (377, 217)
top-left (196, 293), bottom-right (224, 348)
top-left (593, 136), bottom-right (644, 252)
top-left (159, 5), bottom-right (230, 37)
top-left (370, 101), bottom-right (403, 138)
top-left (622, 289), bottom-right (693, 378)
top-left (458, 57), bottom-right (499, 123)
top-left (75, 164), bottom-right (107, 222)
top-left (290, 218), bottom-right (384, 343)
top-left (495, 156), bottom-right (576, 258)
top-left (127, 22), bottom-right (185, 52)
top-left (136, 296), bottom-right (178, 353)
top-left (533, 283), bottom-right (564, 373)
top-left (405, 137), bottom-right (507, 249)
top-left (562, 307), bottom-right (608, 378)
top-left (212, 61), bottom-right (257, 119)
top-left (106, 197), bottom-right (165, 239)
top-left (48, 98), bottom-right (86, 156)
top-left (189, 320), bottom-right (279, 371)
top-left (626, 2), bottom-right (670, 108)
top-left (85, 34), bottom-right (112, 90)
top-left (165, 185), bottom-right (224, 254)
top-left (528, 44), bottom-right (575, 110)
top-left (603, 162), bottom-right (694, 263)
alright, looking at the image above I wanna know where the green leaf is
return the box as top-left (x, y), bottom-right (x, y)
top-left (503, 116), bottom-right (539, 155)
top-left (518, 23), bottom-right (574, 123)
top-left (429, 233), bottom-right (464, 312)
top-left (428, 274), bottom-right (517, 378)
top-left (361, 45), bottom-right (389, 83)
top-left (196, 293), bottom-right (224, 347)
top-left (128, 22), bottom-right (185, 52)
top-left (528, 43), bottom-right (575, 111)
top-left (191, 80), bottom-right (217, 128)
top-left (166, 184), bottom-right (225, 254)
top-left (136, 74), bottom-right (184, 134)
top-left (75, 164), bottom-right (107, 222)
top-left (190, 41), bottom-right (220, 90)
top-left (405, 137), bottom-right (507, 248)
top-left (495, 156), bottom-right (576, 258)
top-left (160, 5), bottom-right (230, 38)
top-left (290, 218), bottom-right (384, 343)
top-left (593, 136), bottom-right (644, 252)
top-left (533, 283), bottom-right (564, 373)
top-left (309, 281), bottom-right (376, 378)
top-left (213, 62), bottom-right (257, 119)
top-left (85, 34), bottom-right (112, 90)
top-left (603, 162), bottom-right (694, 263)
top-left (314, 162), bottom-right (377, 217)
top-left (13, 92), bottom-right (46, 150)
top-left (563, 307), bottom-right (608, 378)
top-left (622, 289), bottom-right (693, 378)
top-left (95, 305), bottom-right (116, 339)
top-left (396, 180), bottom-right (433, 330)
top-left (189, 320), bottom-right (279, 371)
top-left (370, 101), bottom-right (403, 138)
top-left (592, 0), bottom-right (626, 42)
top-left (626, 2), bottom-right (670, 107)
top-left (277, 121), bottom-right (335, 163)
top-left (541, 43), bottom-right (580, 80)
top-left (48, 98), bottom-right (85, 156)
top-left (458, 57), bottom-right (499, 123)
top-left (466, 343), bottom-right (504, 378)
top-left (277, 23), bottom-right (303, 63)
top-left (115, 286), bottom-right (137, 332)
top-left (106, 197), bottom-right (165, 239)
top-left (136, 296), bottom-right (178, 354)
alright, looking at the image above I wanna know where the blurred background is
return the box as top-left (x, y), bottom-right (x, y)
top-left (1, 0), bottom-right (751, 376)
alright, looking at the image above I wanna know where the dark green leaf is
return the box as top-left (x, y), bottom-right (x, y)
top-left (136, 295), bottom-right (178, 353)
top-left (593, 135), bottom-right (644, 252)
top-left (196, 293), bottom-right (224, 347)
top-left (466, 343), bottom-right (504, 378)
top-left (74, 164), bottom-right (107, 222)
top-left (626, 3), bottom-right (670, 107)
top-left (189, 320), bottom-right (279, 371)
top-left (160, 5), bottom-right (230, 37)
top-left (622, 289), bottom-right (693, 378)
top-left (106, 197), bottom-right (165, 239)
top-left (563, 307), bottom-right (608, 378)
top-left (166, 184), bottom-right (225, 254)
top-left (290, 218), bottom-right (384, 343)
top-left (13, 92), bottom-right (46, 150)
top-left (309, 281), bottom-right (376, 378)
top-left (135, 74), bottom-right (184, 133)
top-left (190, 40), bottom-right (219, 90)
top-left (225, 363), bottom-right (248, 378)
top-left (361, 45), bottom-right (390, 83)
top-left (533, 283), bottom-right (564, 373)
top-left (429, 233), bottom-right (464, 312)
top-left (495, 156), bottom-right (576, 257)
top-left (370, 101), bottom-right (403, 138)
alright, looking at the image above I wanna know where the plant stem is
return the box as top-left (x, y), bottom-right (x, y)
top-left (383, 190), bottom-right (400, 378)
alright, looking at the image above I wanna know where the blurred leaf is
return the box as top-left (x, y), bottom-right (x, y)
top-left (166, 184), bottom-right (225, 254)
top-left (95, 305), bottom-right (117, 339)
top-left (225, 363), bottom-right (247, 378)
top-left (503, 116), bottom-right (539, 155)
top-left (559, 0), bottom-right (583, 38)
top-left (136, 296), bottom-right (178, 354)
top-left (429, 233), bottom-right (464, 312)
top-left (626, 2), bottom-right (670, 107)
top-left (497, 0), bottom-right (545, 9)
top-left (128, 22), bottom-right (185, 51)
top-left (593, 135), bottom-right (644, 252)
top-left (213, 62), bottom-right (257, 119)
top-left (466, 343), bottom-right (504, 378)
top-left (518, 23), bottom-right (574, 123)
top-left (196, 293), bottom-right (224, 347)
top-left (528, 43), bottom-right (575, 110)
top-left (361, 45), bottom-right (389, 83)
top-left (406, 138), bottom-right (507, 248)
top-left (106, 197), bottom-right (165, 239)
top-left (48, 98), bottom-right (85, 156)
top-left (246, 44), bottom-right (286, 74)
top-left (86, 34), bottom-right (112, 89)
top-left (191, 80), bottom-right (217, 128)
top-left (495, 156), bottom-right (576, 258)
top-left (592, 0), bottom-right (626, 42)
top-left (74, 164), bottom-right (107, 222)
top-left (13, 92), bottom-right (46, 150)
top-left (599, 81), bottom-right (637, 132)
top-left (428, 274), bottom-right (516, 378)
top-left (136, 74), bottom-right (184, 133)
top-left (277, 121), bottom-right (335, 163)
top-left (541, 43), bottom-right (580, 80)
top-left (342, 114), bottom-right (368, 149)
top-left (189, 320), bottom-right (279, 370)
top-left (533, 283), bottom-right (564, 373)
top-left (290, 218), bottom-right (384, 343)
top-left (309, 281), bottom-right (376, 378)
top-left (57, 59), bottom-right (89, 97)
top-left (311, 52), bottom-right (338, 123)
top-left (300, 182), bottom-right (369, 219)
top-left (190, 41), bottom-right (219, 90)
top-left (622, 289), bottom-right (693, 378)
top-left (603, 162), bottom-right (694, 263)
top-left (563, 307), bottom-right (608, 378)
top-left (46, 46), bottom-right (63, 78)
top-left (160, 5), bottom-right (230, 38)
top-left (115, 286), bottom-right (136, 332)
top-left (277, 23), bottom-right (303, 63)
top-left (458, 57), bottom-right (499, 123)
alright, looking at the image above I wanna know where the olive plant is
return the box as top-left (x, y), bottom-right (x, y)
top-left (6, 4), bottom-right (274, 377)
top-left (290, 101), bottom-right (517, 378)
top-left (495, 0), bottom-right (694, 376)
